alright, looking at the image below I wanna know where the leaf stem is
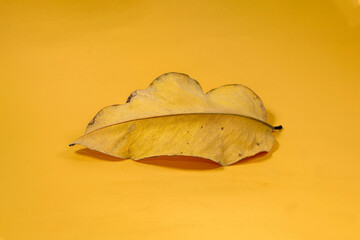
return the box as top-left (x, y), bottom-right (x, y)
top-left (274, 125), bottom-right (283, 130)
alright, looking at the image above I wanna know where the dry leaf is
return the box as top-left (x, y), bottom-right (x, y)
top-left (70, 72), bottom-right (282, 166)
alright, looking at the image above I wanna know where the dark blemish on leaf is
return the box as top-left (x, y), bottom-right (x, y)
top-left (187, 142), bottom-right (189, 144)
top-left (201, 126), bottom-right (203, 129)
top-left (256, 142), bottom-right (260, 146)
top-left (238, 153), bottom-right (242, 157)
top-left (87, 104), bottom-right (119, 127)
top-left (126, 90), bottom-right (138, 103)
top-left (180, 151), bottom-right (183, 154)
top-left (88, 117), bottom-right (96, 126)
top-left (69, 143), bottom-right (75, 147)
top-left (221, 127), bottom-right (224, 130)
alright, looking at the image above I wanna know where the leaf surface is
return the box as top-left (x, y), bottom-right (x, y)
top-left (71, 72), bottom-right (279, 166)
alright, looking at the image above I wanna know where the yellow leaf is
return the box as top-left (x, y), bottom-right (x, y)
top-left (70, 72), bottom-right (281, 166)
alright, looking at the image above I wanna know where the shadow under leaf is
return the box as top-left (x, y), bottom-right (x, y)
top-left (137, 155), bottom-right (222, 170)
top-left (75, 148), bottom-right (221, 170)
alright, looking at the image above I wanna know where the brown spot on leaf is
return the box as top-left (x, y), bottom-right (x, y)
top-left (88, 117), bottom-right (96, 126)
top-left (126, 90), bottom-right (138, 103)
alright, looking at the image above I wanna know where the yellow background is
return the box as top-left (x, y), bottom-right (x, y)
top-left (1, 0), bottom-right (360, 239)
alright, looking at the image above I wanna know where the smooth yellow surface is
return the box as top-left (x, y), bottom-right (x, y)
top-left (1, 0), bottom-right (359, 239)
